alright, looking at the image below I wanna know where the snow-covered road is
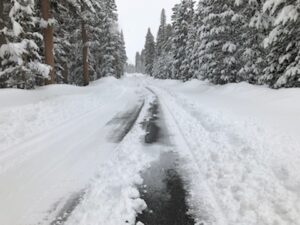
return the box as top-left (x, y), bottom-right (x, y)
top-left (1, 74), bottom-right (300, 225)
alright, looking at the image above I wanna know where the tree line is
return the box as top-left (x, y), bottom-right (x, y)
top-left (137, 0), bottom-right (300, 88)
top-left (0, 0), bottom-right (127, 89)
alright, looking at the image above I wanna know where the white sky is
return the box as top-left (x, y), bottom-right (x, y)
top-left (116, 0), bottom-right (180, 64)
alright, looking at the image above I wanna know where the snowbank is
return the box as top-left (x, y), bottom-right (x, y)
top-left (156, 79), bottom-right (300, 138)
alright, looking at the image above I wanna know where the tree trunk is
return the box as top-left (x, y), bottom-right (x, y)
top-left (41, 0), bottom-right (55, 85)
top-left (81, 20), bottom-right (89, 86)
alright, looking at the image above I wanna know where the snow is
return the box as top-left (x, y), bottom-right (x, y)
top-left (150, 78), bottom-right (300, 225)
top-left (274, 5), bottom-right (299, 25)
top-left (222, 42), bottom-right (237, 53)
top-left (28, 61), bottom-right (51, 77)
top-left (0, 76), bottom-right (144, 225)
top-left (12, 21), bottom-right (23, 36)
top-left (0, 41), bottom-right (28, 64)
top-left (263, 0), bottom-right (287, 15)
top-left (64, 92), bottom-right (158, 225)
top-left (1, 74), bottom-right (300, 225)
top-left (160, 79), bottom-right (300, 139)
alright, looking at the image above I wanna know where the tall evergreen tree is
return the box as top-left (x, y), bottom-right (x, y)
top-left (261, 0), bottom-right (300, 88)
top-left (135, 52), bottom-right (141, 72)
top-left (236, 0), bottom-right (268, 84)
top-left (153, 9), bottom-right (174, 79)
top-left (141, 49), bottom-right (146, 73)
top-left (196, 0), bottom-right (242, 84)
top-left (156, 9), bottom-right (167, 58)
top-left (153, 23), bottom-right (173, 79)
top-left (144, 28), bottom-right (156, 76)
top-left (186, 1), bottom-right (200, 80)
top-left (99, 0), bottom-right (123, 78)
top-left (60, 0), bottom-right (97, 86)
top-left (52, 1), bottom-right (72, 84)
top-left (171, 0), bottom-right (194, 81)
top-left (116, 30), bottom-right (127, 78)
top-left (0, 0), bottom-right (50, 89)
top-left (135, 51), bottom-right (145, 73)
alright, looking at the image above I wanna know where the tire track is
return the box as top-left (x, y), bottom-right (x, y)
top-left (148, 86), bottom-right (229, 225)
top-left (106, 100), bottom-right (145, 143)
top-left (47, 97), bottom-right (148, 225)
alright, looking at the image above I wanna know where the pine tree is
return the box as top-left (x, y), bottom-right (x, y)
top-left (116, 30), bottom-right (127, 78)
top-left (196, 0), bottom-right (242, 84)
top-left (66, 2), bottom-right (85, 85)
top-left (125, 63), bottom-right (136, 73)
top-left (135, 51), bottom-right (145, 73)
top-left (144, 28), bottom-right (156, 76)
top-left (99, 0), bottom-right (123, 78)
top-left (164, 24), bottom-right (173, 53)
top-left (189, 1), bottom-right (205, 80)
top-left (61, 0), bottom-right (95, 86)
top-left (135, 52), bottom-right (141, 72)
top-left (46, 0), bottom-right (96, 86)
top-left (153, 23), bottom-right (173, 79)
top-left (119, 31), bottom-right (128, 75)
top-left (171, 0), bottom-right (194, 81)
top-left (90, 0), bottom-right (107, 81)
top-left (52, 1), bottom-right (81, 84)
top-left (152, 9), bottom-right (174, 79)
top-left (141, 49), bottom-right (146, 73)
top-left (235, 0), bottom-right (268, 84)
top-left (186, 2), bottom-right (200, 80)
top-left (0, 0), bottom-right (50, 89)
top-left (156, 9), bottom-right (167, 58)
top-left (261, 0), bottom-right (300, 88)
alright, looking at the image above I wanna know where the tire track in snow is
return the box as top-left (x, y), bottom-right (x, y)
top-left (148, 86), bottom-right (229, 225)
top-left (106, 100), bottom-right (145, 143)
top-left (136, 92), bottom-right (195, 225)
top-left (49, 95), bottom-right (149, 225)
top-left (49, 190), bottom-right (85, 225)
top-left (47, 101), bottom-right (147, 225)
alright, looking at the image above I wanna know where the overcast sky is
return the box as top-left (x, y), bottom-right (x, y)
top-left (116, 0), bottom-right (180, 64)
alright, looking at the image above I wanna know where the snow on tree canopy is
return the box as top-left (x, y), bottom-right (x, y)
top-left (274, 5), bottom-right (299, 25)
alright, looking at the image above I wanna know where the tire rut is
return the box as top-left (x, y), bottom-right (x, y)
top-left (106, 100), bottom-right (145, 143)
top-left (148, 86), bottom-right (229, 225)
top-left (136, 88), bottom-right (196, 225)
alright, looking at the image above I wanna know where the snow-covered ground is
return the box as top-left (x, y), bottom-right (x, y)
top-left (1, 74), bottom-right (300, 225)
top-left (150, 78), bottom-right (300, 225)
top-left (0, 77), bottom-right (147, 225)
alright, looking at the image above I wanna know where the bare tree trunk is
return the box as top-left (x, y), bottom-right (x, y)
top-left (81, 20), bottom-right (89, 86)
top-left (41, 0), bottom-right (55, 85)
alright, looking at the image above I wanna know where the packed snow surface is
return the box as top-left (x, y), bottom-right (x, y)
top-left (0, 74), bottom-right (300, 225)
